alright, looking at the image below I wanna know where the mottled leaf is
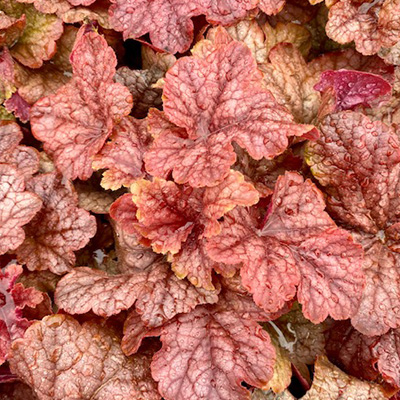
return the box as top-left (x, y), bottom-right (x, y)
top-left (92, 117), bottom-right (150, 190)
top-left (109, 0), bottom-right (259, 54)
top-left (15, 173), bottom-right (97, 274)
top-left (151, 304), bottom-right (275, 400)
top-left (30, 25), bottom-right (132, 180)
top-left (0, 1), bottom-right (63, 68)
top-left (0, 164), bottom-right (42, 255)
top-left (9, 314), bottom-right (160, 400)
top-left (0, 264), bottom-right (43, 365)
top-left (207, 172), bottom-right (365, 323)
top-left (302, 355), bottom-right (387, 399)
top-left (326, 0), bottom-right (400, 56)
top-left (144, 36), bottom-right (316, 187)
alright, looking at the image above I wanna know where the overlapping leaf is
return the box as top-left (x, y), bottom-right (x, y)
top-left (126, 171), bottom-right (259, 288)
top-left (144, 34), bottom-right (317, 188)
top-left (0, 264), bottom-right (43, 365)
top-left (151, 301), bottom-right (276, 400)
top-left (9, 314), bottom-right (160, 400)
top-left (0, 1), bottom-right (63, 68)
top-left (92, 116), bottom-right (150, 190)
top-left (207, 171), bottom-right (365, 322)
top-left (326, 0), bottom-right (400, 56)
top-left (15, 172), bottom-right (97, 274)
top-left (306, 111), bottom-right (400, 335)
top-left (302, 356), bottom-right (387, 399)
top-left (30, 25), bottom-right (132, 180)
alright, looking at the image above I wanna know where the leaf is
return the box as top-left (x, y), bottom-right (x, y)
top-left (315, 69), bottom-right (392, 113)
top-left (9, 314), bottom-right (160, 400)
top-left (14, 25), bottom-right (78, 105)
top-left (371, 328), bottom-right (400, 388)
top-left (0, 264), bottom-right (43, 365)
top-left (109, 0), bottom-right (259, 54)
top-left (92, 117), bottom-right (150, 190)
top-left (306, 112), bottom-right (400, 234)
top-left (260, 43), bottom-right (393, 124)
top-left (55, 262), bottom-right (219, 324)
top-left (0, 1), bottom-right (63, 68)
top-left (325, 320), bottom-right (378, 382)
top-left (351, 235), bottom-right (400, 336)
top-left (30, 25), bottom-right (132, 180)
top-left (0, 164), bottom-right (42, 255)
top-left (0, 12), bottom-right (26, 48)
top-left (130, 171), bottom-right (259, 288)
top-left (209, 20), bottom-right (311, 64)
top-left (207, 171), bottom-right (365, 323)
top-left (0, 47), bottom-right (16, 103)
top-left (326, 0), bottom-right (400, 56)
top-left (302, 355), bottom-right (387, 400)
top-left (4, 92), bottom-right (30, 123)
top-left (144, 37), bottom-right (316, 187)
top-left (114, 47), bottom-right (176, 118)
top-left (15, 173), bottom-right (97, 274)
top-left (151, 304), bottom-right (276, 400)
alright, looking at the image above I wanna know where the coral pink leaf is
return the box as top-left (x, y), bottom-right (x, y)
top-left (0, 264), bottom-right (43, 365)
top-left (306, 111), bottom-right (400, 233)
top-left (15, 173), bottom-right (97, 274)
top-left (0, 121), bottom-right (22, 156)
top-left (207, 172), bottom-right (365, 322)
top-left (145, 39), bottom-right (316, 187)
top-left (30, 25), bottom-right (132, 180)
top-left (9, 314), bottom-right (160, 400)
top-left (314, 69), bottom-right (392, 112)
top-left (109, 0), bottom-right (258, 54)
top-left (0, 164), bottom-right (42, 255)
top-left (325, 320), bottom-right (378, 382)
top-left (92, 116), bottom-right (150, 190)
top-left (55, 262), bottom-right (219, 324)
top-left (371, 328), bottom-right (400, 388)
top-left (151, 305), bottom-right (275, 400)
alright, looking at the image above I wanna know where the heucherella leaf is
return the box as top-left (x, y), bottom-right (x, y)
top-left (109, 0), bottom-right (260, 54)
top-left (54, 261), bottom-right (219, 326)
top-left (151, 304), bottom-right (276, 400)
top-left (144, 34), bottom-right (317, 188)
top-left (0, 12), bottom-right (26, 48)
top-left (15, 173), bottom-right (97, 274)
top-left (0, 164), bottom-right (42, 255)
top-left (14, 25), bottom-right (78, 105)
top-left (30, 25), bottom-right (132, 180)
top-left (306, 111), bottom-right (400, 336)
top-left (315, 69), bottom-right (392, 113)
top-left (302, 355), bottom-right (387, 399)
top-left (128, 171), bottom-right (259, 289)
top-left (0, 264), bottom-right (43, 365)
top-left (92, 117), bottom-right (151, 190)
top-left (207, 171), bottom-right (365, 323)
top-left (0, 121), bottom-right (39, 178)
top-left (9, 314), bottom-right (160, 400)
top-left (325, 320), bottom-right (378, 382)
top-left (208, 19), bottom-right (311, 64)
top-left (0, 1), bottom-right (63, 68)
top-left (326, 0), bottom-right (400, 56)
top-left (260, 43), bottom-right (394, 124)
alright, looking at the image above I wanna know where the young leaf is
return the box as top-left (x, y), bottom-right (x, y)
top-left (30, 25), bottom-right (132, 180)
top-left (144, 37), bottom-right (316, 187)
